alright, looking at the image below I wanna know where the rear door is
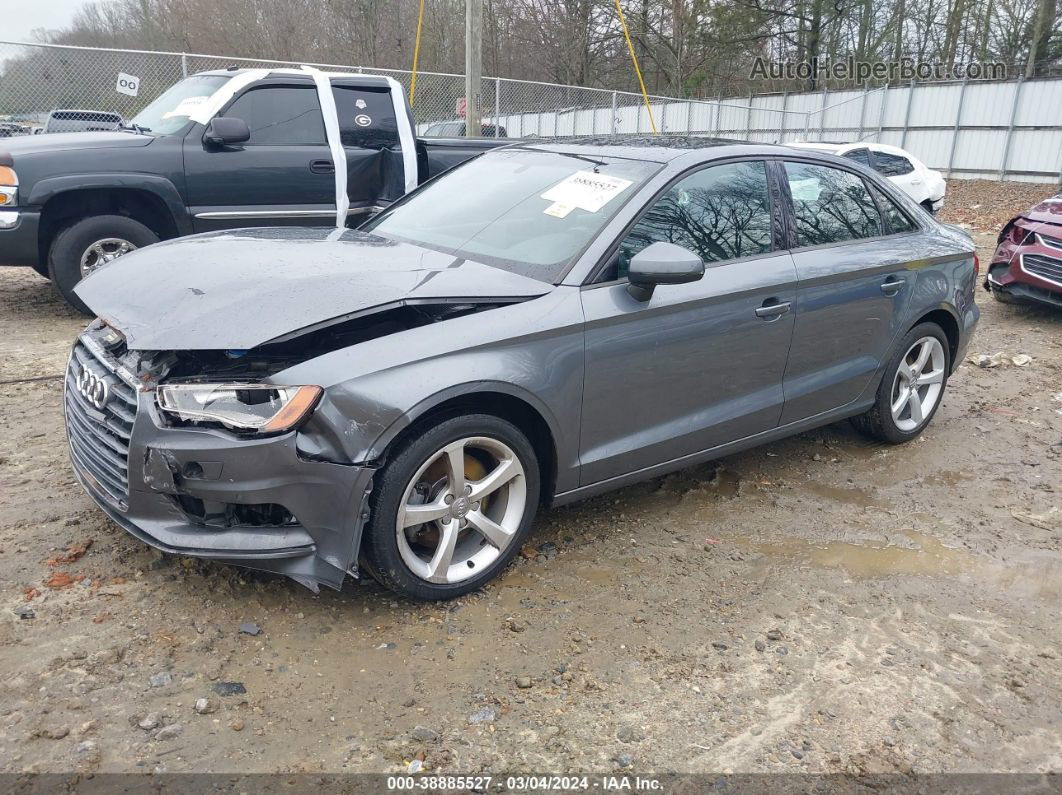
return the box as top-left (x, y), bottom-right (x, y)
top-left (183, 80), bottom-right (336, 231)
top-left (578, 159), bottom-right (797, 484)
top-left (778, 159), bottom-right (920, 424)
top-left (331, 84), bottom-right (408, 216)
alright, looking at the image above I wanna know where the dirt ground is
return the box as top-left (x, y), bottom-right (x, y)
top-left (0, 180), bottom-right (1060, 777)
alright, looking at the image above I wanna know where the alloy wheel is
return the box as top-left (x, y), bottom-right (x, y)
top-left (890, 336), bottom-right (946, 432)
top-left (396, 436), bottom-right (527, 584)
top-left (80, 237), bottom-right (137, 277)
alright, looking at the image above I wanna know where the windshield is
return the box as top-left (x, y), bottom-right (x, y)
top-left (130, 74), bottom-right (231, 134)
top-left (363, 148), bottom-right (659, 281)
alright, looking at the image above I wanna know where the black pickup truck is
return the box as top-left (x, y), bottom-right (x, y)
top-left (0, 68), bottom-right (506, 312)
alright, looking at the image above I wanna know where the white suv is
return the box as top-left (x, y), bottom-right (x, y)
top-left (789, 142), bottom-right (946, 214)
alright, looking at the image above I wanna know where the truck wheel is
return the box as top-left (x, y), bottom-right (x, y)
top-left (48, 215), bottom-right (158, 314)
top-left (362, 414), bottom-right (540, 601)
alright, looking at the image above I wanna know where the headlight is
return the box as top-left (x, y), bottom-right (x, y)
top-left (0, 165), bottom-right (17, 207)
top-left (157, 383), bottom-right (322, 433)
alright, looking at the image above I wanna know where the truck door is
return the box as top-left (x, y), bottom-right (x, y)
top-left (183, 80), bottom-right (337, 232)
top-left (331, 83), bottom-right (411, 218)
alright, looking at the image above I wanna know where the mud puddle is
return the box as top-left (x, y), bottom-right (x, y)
top-left (750, 530), bottom-right (1062, 600)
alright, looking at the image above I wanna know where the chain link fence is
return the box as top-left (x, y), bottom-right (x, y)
top-left (0, 39), bottom-right (810, 140)
top-left (1, 40), bottom-right (1059, 182)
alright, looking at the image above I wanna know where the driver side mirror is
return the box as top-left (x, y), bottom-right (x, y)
top-left (626, 241), bottom-right (705, 301)
top-left (203, 117), bottom-right (250, 147)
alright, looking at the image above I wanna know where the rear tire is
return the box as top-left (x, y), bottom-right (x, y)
top-left (48, 214), bottom-right (157, 314)
top-left (852, 322), bottom-right (951, 444)
top-left (362, 413), bottom-right (540, 600)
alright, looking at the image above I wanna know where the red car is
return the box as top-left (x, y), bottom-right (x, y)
top-left (985, 193), bottom-right (1062, 308)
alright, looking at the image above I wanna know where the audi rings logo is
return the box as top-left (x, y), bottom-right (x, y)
top-left (76, 367), bottom-right (110, 411)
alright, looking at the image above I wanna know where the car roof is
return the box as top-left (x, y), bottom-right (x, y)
top-left (515, 135), bottom-right (790, 164)
top-left (194, 68), bottom-right (394, 89)
top-left (790, 140), bottom-right (924, 160)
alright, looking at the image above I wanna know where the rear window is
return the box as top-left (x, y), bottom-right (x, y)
top-left (332, 86), bottom-right (398, 148)
top-left (785, 161), bottom-right (883, 246)
top-left (870, 184), bottom-right (918, 233)
top-left (873, 151), bottom-right (915, 176)
top-left (843, 148), bottom-right (871, 167)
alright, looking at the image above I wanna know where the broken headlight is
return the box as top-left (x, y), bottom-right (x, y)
top-left (157, 383), bottom-right (322, 434)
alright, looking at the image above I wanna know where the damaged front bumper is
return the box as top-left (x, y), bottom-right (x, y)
top-left (64, 332), bottom-right (374, 591)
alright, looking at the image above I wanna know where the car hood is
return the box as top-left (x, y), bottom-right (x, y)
top-left (2, 131), bottom-right (154, 156)
top-left (75, 227), bottom-right (553, 350)
top-left (1021, 194), bottom-right (1062, 226)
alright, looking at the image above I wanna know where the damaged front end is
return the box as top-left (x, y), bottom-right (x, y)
top-left (64, 320), bottom-right (375, 591)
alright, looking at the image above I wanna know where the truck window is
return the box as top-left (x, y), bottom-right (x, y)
top-left (332, 86), bottom-right (399, 148)
top-left (224, 86), bottom-right (326, 145)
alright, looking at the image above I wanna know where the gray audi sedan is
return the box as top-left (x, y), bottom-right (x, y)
top-left (67, 138), bottom-right (979, 600)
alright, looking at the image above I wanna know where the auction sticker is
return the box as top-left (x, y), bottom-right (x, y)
top-left (541, 170), bottom-right (632, 213)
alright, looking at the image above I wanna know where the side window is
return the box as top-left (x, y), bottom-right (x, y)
top-left (873, 151), bottom-right (915, 177)
top-left (332, 86), bottom-right (399, 148)
top-left (784, 161), bottom-right (883, 246)
top-left (843, 148), bottom-right (871, 167)
top-left (870, 184), bottom-right (918, 233)
top-left (223, 86), bottom-right (325, 145)
top-left (608, 160), bottom-right (774, 281)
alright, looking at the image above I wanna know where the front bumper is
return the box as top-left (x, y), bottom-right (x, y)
top-left (0, 209), bottom-right (40, 267)
top-left (64, 335), bottom-right (375, 591)
top-left (930, 196), bottom-right (945, 213)
top-left (983, 232), bottom-right (1062, 310)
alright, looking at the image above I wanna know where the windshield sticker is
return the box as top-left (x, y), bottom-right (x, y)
top-left (163, 96), bottom-right (208, 119)
top-left (543, 201), bottom-right (575, 218)
top-left (541, 170), bottom-right (633, 213)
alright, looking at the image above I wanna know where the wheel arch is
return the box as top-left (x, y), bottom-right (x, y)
top-left (909, 307), bottom-right (960, 367)
top-left (369, 383), bottom-right (561, 508)
top-left (31, 177), bottom-right (191, 263)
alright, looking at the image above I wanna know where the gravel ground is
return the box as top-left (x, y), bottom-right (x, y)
top-left (0, 180), bottom-right (1060, 776)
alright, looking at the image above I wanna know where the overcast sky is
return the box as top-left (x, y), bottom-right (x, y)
top-left (5, 0), bottom-right (89, 42)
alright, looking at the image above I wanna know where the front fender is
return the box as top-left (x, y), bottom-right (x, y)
top-left (28, 174), bottom-right (193, 235)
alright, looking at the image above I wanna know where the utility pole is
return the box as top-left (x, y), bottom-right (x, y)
top-left (465, 0), bottom-right (482, 137)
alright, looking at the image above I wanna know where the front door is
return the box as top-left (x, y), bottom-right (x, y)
top-left (184, 81), bottom-right (336, 231)
top-left (579, 160), bottom-right (797, 485)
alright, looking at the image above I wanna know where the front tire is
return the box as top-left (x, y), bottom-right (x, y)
top-left (852, 323), bottom-right (951, 444)
top-left (48, 215), bottom-right (158, 314)
top-left (363, 414), bottom-right (540, 600)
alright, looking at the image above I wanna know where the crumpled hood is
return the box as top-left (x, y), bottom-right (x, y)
top-left (75, 227), bottom-right (552, 350)
top-left (2, 131), bottom-right (154, 156)
top-left (1021, 194), bottom-right (1062, 226)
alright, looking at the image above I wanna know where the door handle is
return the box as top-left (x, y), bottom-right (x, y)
top-left (310, 159), bottom-right (334, 174)
top-left (881, 277), bottom-right (906, 296)
top-left (755, 299), bottom-right (791, 319)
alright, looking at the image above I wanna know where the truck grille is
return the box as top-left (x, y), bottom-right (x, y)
top-left (64, 338), bottom-right (139, 510)
top-left (1022, 253), bottom-right (1062, 287)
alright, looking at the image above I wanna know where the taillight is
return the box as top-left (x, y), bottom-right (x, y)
top-left (973, 252), bottom-right (980, 274)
